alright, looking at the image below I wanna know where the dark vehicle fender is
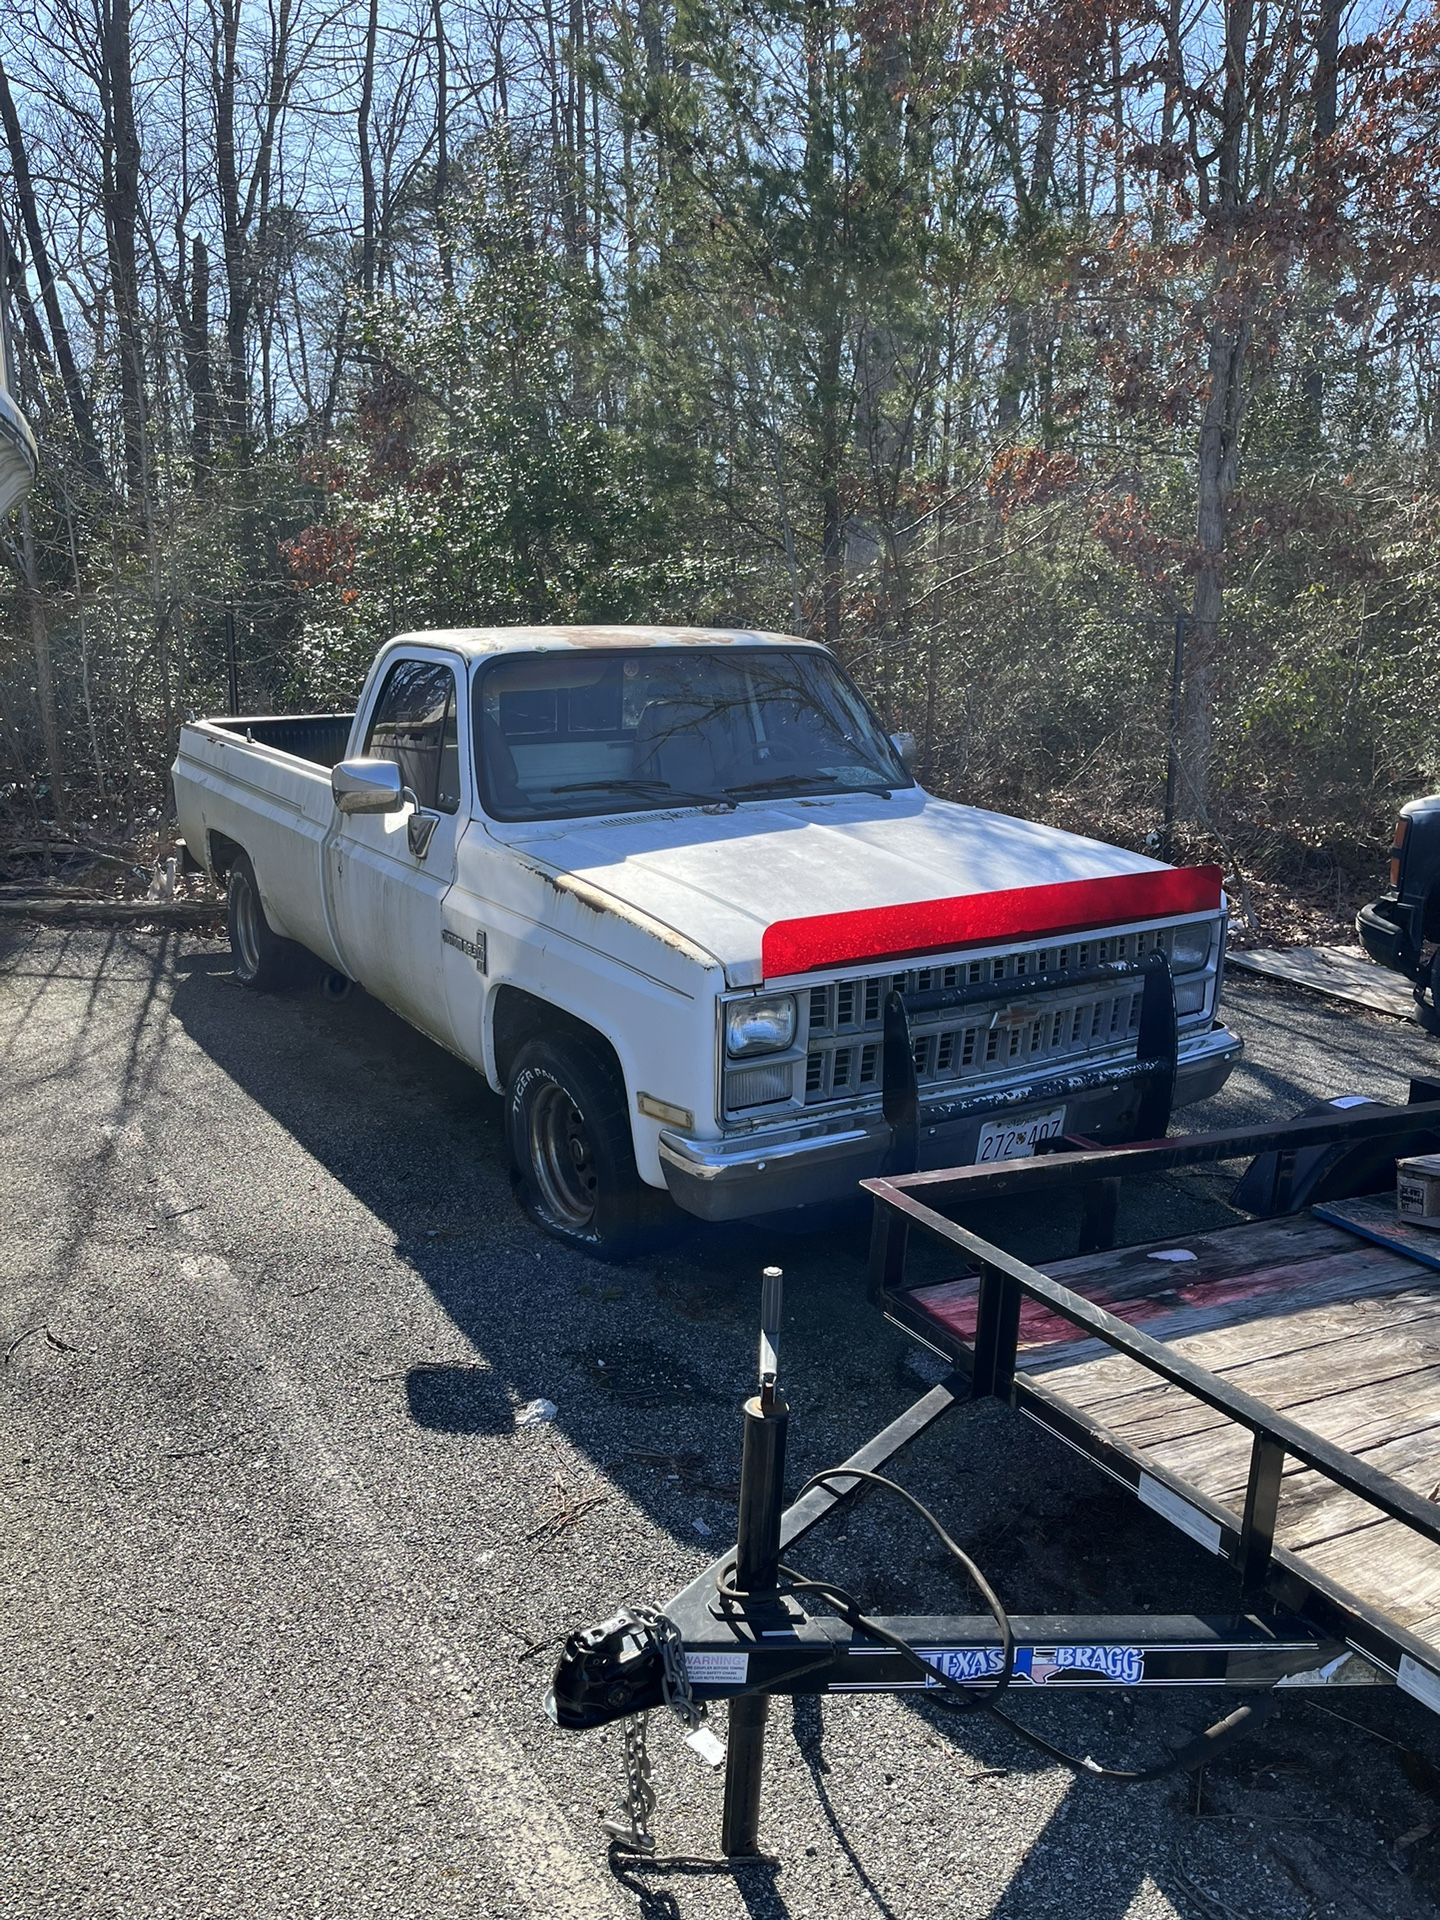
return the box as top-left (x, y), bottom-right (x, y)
top-left (1233, 1084), bottom-right (1440, 1214)
top-left (1357, 797), bottom-right (1440, 979)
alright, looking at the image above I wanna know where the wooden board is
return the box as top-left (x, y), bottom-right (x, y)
top-left (1315, 1194), bottom-right (1440, 1273)
top-left (900, 1209), bottom-right (1440, 1653)
top-left (910, 1214), bottom-right (1426, 1369)
top-left (1227, 943), bottom-right (1419, 1019)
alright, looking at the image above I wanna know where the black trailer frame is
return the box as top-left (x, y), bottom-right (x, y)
top-left (549, 1093), bottom-right (1440, 1857)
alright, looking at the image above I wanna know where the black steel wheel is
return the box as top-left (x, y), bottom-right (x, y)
top-left (505, 1035), bottom-right (672, 1258)
top-left (226, 852), bottom-right (306, 992)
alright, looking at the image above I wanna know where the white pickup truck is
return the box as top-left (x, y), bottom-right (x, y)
top-left (172, 625), bottom-right (1241, 1254)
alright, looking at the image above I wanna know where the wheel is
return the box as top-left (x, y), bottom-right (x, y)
top-left (505, 1036), bottom-right (672, 1258)
top-left (226, 852), bottom-right (306, 992)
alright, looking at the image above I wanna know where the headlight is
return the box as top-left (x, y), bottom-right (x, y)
top-left (726, 995), bottom-right (797, 1057)
top-left (1171, 922), bottom-right (1213, 971)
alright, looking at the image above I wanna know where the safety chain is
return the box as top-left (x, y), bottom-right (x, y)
top-left (602, 1606), bottom-right (708, 1853)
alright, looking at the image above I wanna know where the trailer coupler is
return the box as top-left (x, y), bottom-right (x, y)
top-left (546, 1610), bottom-right (667, 1729)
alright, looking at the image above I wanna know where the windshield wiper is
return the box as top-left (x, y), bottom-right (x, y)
top-left (550, 778), bottom-right (733, 809)
top-left (726, 771), bottom-right (892, 799)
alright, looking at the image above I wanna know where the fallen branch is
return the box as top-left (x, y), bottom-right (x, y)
top-left (4, 1324), bottom-right (78, 1366)
top-left (0, 895), bottom-right (223, 927)
top-left (1, 839), bottom-right (139, 868)
top-left (524, 1472), bottom-right (610, 1543)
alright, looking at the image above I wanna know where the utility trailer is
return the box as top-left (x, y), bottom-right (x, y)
top-left (548, 1089), bottom-right (1440, 1857)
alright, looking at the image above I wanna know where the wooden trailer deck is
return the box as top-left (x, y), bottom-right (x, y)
top-left (894, 1199), bottom-right (1440, 1657)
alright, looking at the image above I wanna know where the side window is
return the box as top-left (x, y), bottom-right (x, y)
top-left (365, 658), bottom-right (461, 813)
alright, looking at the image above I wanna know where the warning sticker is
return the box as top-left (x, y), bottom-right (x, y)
top-left (685, 1650), bottom-right (750, 1687)
top-left (1398, 1654), bottom-right (1440, 1715)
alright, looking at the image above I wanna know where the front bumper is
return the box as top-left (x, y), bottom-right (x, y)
top-left (658, 1022), bottom-right (1244, 1222)
top-left (1356, 897), bottom-right (1420, 978)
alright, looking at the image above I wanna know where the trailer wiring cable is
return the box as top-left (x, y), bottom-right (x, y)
top-left (715, 1465), bottom-right (1280, 1786)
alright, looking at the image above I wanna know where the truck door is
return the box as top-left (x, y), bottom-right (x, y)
top-left (326, 648), bottom-right (468, 1050)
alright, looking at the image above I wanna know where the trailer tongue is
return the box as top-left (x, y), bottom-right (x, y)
top-left (548, 1090), bottom-right (1440, 1858)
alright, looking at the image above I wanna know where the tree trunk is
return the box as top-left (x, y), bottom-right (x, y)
top-left (101, 0), bottom-right (147, 505)
top-left (358, 0), bottom-right (380, 296)
top-left (997, 93), bottom-right (1058, 435)
top-left (0, 60), bottom-right (107, 494)
top-left (20, 502), bottom-right (66, 825)
top-left (804, 0), bottom-right (843, 648)
top-left (180, 234), bottom-right (216, 478)
top-left (433, 0), bottom-right (452, 289)
top-left (214, 0), bottom-right (250, 448)
top-left (1300, 0), bottom-right (1342, 430)
top-left (1181, 0), bottom-right (1253, 824)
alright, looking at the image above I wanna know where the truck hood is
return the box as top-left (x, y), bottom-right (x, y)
top-left (489, 790), bottom-right (1179, 988)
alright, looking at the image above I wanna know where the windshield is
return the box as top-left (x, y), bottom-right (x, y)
top-left (474, 646), bottom-right (912, 820)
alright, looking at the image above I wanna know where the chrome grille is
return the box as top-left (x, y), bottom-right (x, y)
top-left (802, 925), bottom-right (1180, 1108)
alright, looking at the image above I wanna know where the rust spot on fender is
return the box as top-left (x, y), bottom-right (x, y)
top-left (518, 861), bottom-right (717, 967)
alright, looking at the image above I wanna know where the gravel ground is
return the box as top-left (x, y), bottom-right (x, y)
top-left (4, 925), bottom-right (1440, 1920)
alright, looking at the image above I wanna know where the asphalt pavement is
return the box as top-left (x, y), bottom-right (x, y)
top-left (4, 924), bottom-right (1440, 1920)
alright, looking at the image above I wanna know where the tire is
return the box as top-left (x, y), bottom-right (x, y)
top-left (505, 1035), bottom-right (672, 1258)
top-left (226, 852), bottom-right (306, 992)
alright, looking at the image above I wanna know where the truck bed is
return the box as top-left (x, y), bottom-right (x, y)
top-left (208, 713), bottom-right (354, 769)
top-left (891, 1201), bottom-right (1440, 1656)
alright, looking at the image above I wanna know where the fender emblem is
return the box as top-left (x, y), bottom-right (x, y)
top-left (442, 928), bottom-right (487, 972)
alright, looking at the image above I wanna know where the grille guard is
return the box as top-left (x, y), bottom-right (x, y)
top-left (880, 950), bottom-right (1179, 1174)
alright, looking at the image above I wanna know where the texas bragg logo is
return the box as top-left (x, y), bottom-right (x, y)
top-left (922, 1645), bottom-right (1144, 1686)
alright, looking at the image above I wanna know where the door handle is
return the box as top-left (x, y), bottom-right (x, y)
top-left (408, 809), bottom-right (440, 861)
top-left (398, 786), bottom-right (440, 860)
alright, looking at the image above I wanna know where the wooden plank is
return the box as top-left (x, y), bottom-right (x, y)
top-left (1030, 1249), bottom-right (1425, 1378)
top-left (1075, 1336), bottom-right (1440, 1451)
top-left (1278, 1426), bottom-right (1440, 1549)
top-left (1048, 1212), bottom-right (1346, 1292)
top-left (1314, 1195), bottom-right (1440, 1275)
top-left (1227, 943), bottom-right (1419, 1019)
top-left (1142, 1373), bottom-right (1440, 1504)
top-left (1296, 1520), bottom-right (1440, 1634)
top-left (1038, 1287), bottom-right (1440, 1444)
top-left (913, 1212), bottom-right (1347, 1321)
top-left (1404, 1599), bottom-right (1440, 1650)
top-left (908, 1217), bottom-right (1408, 1364)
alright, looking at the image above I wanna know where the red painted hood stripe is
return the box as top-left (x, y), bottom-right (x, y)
top-left (761, 865), bottom-right (1224, 979)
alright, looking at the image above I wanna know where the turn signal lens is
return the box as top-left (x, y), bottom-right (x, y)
top-left (1390, 816), bottom-right (1409, 890)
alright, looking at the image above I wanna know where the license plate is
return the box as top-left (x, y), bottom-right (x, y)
top-left (975, 1107), bottom-right (1067, 1164)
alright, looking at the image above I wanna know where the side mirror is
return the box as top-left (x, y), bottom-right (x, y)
top-left (332, 757), bottom-right (405, 815)
top-left (890, 730), bottom-right (918, 774)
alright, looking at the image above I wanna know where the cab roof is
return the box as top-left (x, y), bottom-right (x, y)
top-left (389, 624), bottom-right (823, 659)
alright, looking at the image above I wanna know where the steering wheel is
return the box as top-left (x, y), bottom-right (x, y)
top-left (713, 740), bottom-right (804, 787)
